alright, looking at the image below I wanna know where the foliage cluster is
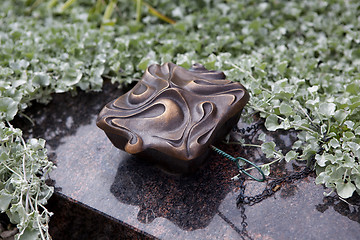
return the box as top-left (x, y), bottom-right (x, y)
top-left (0, 0), bottom-right (359, 238)
top-left (0, 122), bottom-right (54, 239)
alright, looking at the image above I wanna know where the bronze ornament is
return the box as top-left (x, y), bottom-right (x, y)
top-left (97, 63), bottom-right (249, 173)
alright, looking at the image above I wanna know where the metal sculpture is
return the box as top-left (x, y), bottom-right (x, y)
top-left (97, 63), bottom-right (249, 173)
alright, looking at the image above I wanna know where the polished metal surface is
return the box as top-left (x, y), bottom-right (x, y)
top-left (97, 63), bottom-right (249, 173)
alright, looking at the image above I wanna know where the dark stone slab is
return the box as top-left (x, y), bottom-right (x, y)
top-left (14, 81), bottom-right (360, 240)
top-left (47, 192), bottom-right (152, 240)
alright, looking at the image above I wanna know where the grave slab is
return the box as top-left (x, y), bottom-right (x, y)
top-left (15, 82), bottom-right (360, 240)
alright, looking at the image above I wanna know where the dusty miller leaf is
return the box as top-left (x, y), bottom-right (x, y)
top-left (336, 182), bottom-right (356, 199)
top-left (285, 150), bottom-right (298, 162)
top-left (261, 142), bottom-right (276, 158)
top-left (265, 114), bottom-right (282, 131)
top-left (319, 102), bottom-right (336, 117)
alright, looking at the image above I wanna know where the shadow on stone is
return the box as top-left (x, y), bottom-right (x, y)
top-left (47, 193), bottom-right (153, 240)
top-left (316, 194), bottom-right (360, 224)
top-left (110, 149), bottom-right (238, 231)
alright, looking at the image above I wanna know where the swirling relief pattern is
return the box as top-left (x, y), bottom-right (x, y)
top-left (97, 63), bottom-right (249, 161)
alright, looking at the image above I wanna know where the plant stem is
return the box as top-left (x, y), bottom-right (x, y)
top-left (102, 0), bottom-right (116, 27)
top-left (0, 161), bottom-right (22, 179)
top-left (244, 157), bottom-right (281, 172)
top-left (251, 106), bottom-right (318, 134)
top-left (136, 0), bottom-right (142, 22)
top-left (30, 0), bottom-right (43, 12)
top-left (143, 1), bottom-right (176, 24)
top-left (47, 0), bottom-right (57, 9)
top-left (226, 142), bottom-right (261, 148)
top-left (19, 113), bottom-right (35, 126)
top-left (60, 0), bottom-right (77, 12)
top-left (33, 191), bottom-right (48, 240)
top-left (231, 63), bottom-right (257, 81)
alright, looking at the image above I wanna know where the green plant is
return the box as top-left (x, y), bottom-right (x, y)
top-left (0, 122), bottom-right (54, 239)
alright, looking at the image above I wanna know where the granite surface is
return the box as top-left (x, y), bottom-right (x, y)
top-left (14, 82), bottom-right (360, 240)
top-left (47, 192), bottom-right (152, 240)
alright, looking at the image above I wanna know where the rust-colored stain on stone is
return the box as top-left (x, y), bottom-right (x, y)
top-left (97, 63), bottom-right (249, 173)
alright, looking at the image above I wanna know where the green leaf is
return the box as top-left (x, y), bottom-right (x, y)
top-left (20, 229), bottom-right (40, 240)
top-left (261, 165), bottom-right (271, 176)
top-left (355, 176), bottom-right (360, 189)
top-left (279, 102), bottom-right (293, 117)
top-left (137, 58), bottom-right (150, 71)
top-left (334, 110), bottom-right (349, 124)
top-left (346, 83), bottom-right (360, 94)
top-left (329, 139), bottom-right (340, 149)
top-left (277, 61), bottom-right (288, 75)
top-left (32, 73), bottom-right (50, 87)
top-left (355, 126), bottom-right (360, 136)
top-left (315, 154), bottom-right (326, 167)
top-left (0, 97), bottom-right (18, 121)
top-left (285, 150), bottom-right (298, 162)
top-left (61, 67), bottom-right (82, 88)
top-left (261, 141), bottom-right (276, 158)
top-left (0, 152), bottom-right (9, 162)
top-left (292, 140), bottom-right (303, 149)
top-left (315, 172), bottom-right (329, 185)
top-left (9, 59), bottom-right (29, 71)
top-left (315, 153), bottom-right (335, 167)
top-left (281, 118), bottom-right (291, 130)
top-left (0, 190), bottom-right (13, 211)
top-left (307, 86), bottom-right (319, 94)
top-left (258, 133), bottom-right (267, 142)
top-left (319, 102), bottom-right (336, 117)
top-left (336, 182), bottom-right (356, 199)
top-left (344, 120), bottom-right (355, 130)
top-left (343, 131), bottom-right (355, 140)
top-left (265, 114), bottom-right (281, 131)
top-left (176, 52), bottom-right (194, 69)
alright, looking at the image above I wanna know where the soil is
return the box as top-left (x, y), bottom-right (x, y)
top-left (0, 214), bottom-right (18, 240)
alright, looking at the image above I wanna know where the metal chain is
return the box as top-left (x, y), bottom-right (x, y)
top-left (232, 120), bottom-right (318, 206)
top-left (232, 120), bottom-right (318, 239)
top-left (236, 147), bottom-right (323, 206)
top-left (236, 166), bottom-right (312, 206)
top-left (235, 165), bottom-right (313, 239)
top-left (232, 120), bottom-right (263, 135)
top-left (238, 178), bottom-right (253, 240)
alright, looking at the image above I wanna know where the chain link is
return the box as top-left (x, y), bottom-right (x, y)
top-left (232, 120), bottom-right (319, 206)
top-left (235, 165), bottom-right (313, 239)
top-left (236, 166), bottom-right (312, 206)
top-left (232, 120), bottom-right (263, 135)
top-left (232, 120), bottom-right (319, 239)
top-left (237, 178), bottom-right (253, 240)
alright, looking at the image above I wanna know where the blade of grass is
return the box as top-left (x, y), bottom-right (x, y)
top-left (29, 0), bottom-right (43, 12)
top-left (94, 0), bottom-right (104, 14)
top-left (136, 0), bottom-right (142, 22)
top-left (143, 1), bottom-right (176, 24)
top-left (101, 0), bottom-right (117, 30)
top-left (47, 0), bottom-right (58, 9)
top-left (60, 0), bottom-right (77, 12)
top-left (102, 0), bottom-right (116, 22)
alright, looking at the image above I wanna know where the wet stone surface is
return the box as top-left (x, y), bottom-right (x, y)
top-left (14, 82), bottom-right (360, 240)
